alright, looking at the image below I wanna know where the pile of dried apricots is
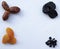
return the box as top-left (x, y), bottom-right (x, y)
top-left (2, 27), bottom-right (16, 44)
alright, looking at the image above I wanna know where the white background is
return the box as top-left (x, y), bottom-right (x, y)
top-left (0, 0), bottom-right (60, 49)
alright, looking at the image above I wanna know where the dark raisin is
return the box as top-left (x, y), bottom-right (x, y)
top-left (49, 44), bottom-right (52, 47)
top-left (49, 37), bottom-right (52, 40)
top-left (46, 42), bottom-right (49, 45)
top-left (45, 37), bottom-right (57, 48)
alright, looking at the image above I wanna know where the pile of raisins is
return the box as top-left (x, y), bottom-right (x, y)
top-left (43, 2), bottom-right (58, 18)
top-left (45, 37), bottom-right (57, 48)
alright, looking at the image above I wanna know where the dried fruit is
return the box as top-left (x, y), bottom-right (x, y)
top-left (45, 37), bottom-right (57, 48)
top-left (10, 6), bottom-right (20, 14)
top-left (9, 38), bottom-right (16, 44)
top-left (2, 27), bottom-right (16, 44)
top-left (2, 11), bottom-right (10, 21)
top-left (42, 1), bottom-right (58, 19)
top-left (2, 1), bottom-right (10, 11)
top-left (43, 2), bottom-right (56, 13)
top-left (6, 27), bottom-right (14, 39)
top-left (2, 34), bottom-right (9, 44)
top-left (47, 9), bottom-right (58, 18)
top-left (2, 1), bottom-right (20, 21)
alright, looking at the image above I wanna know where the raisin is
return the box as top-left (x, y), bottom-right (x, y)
top-left (49, 37), bottom-right (52, 40)
top-left (45, 37), bottom-right (57, 48)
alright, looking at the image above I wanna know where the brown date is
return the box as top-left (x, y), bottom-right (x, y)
top-left (2, 11), bottom-right (10, 21)
top-left (2, 1), bottom-right (20, 21)
top-left (2, 1), bottom-right (10, 11)
top-left (10, 6), bottom-right (20, 14)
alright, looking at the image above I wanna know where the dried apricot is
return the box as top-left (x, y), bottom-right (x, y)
top-left (9, 38), bottom-right (16, 44)
top-left (2, 27), bottom-right (16, 44)
top-left (2, 34), bottom-right (10, 44)
top-left (6, 27), bottom-right (14, 39)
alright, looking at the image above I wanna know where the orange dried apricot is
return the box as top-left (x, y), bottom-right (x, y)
top-left (2, 34), bottom-right (10, 44)
top-left (9, 38), bottom-right (16, 44)
top-left (6, 27), bottom-right (14, 39)
top-left (2, 27), bottom-right (16, 44)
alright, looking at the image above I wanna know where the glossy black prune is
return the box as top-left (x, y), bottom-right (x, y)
top-left (46, 2), bottom-right (56, 9)
top-left (42, 1), bottom-right (58, 19)
top-left (43, 5), bottom-right (50, 13)
top-left (47, 9), bottom-right (58, 18)
top-left (43, 2), bottom-right (56, 13)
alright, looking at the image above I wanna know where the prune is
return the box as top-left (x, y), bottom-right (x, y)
top-left (43, 2), bottom-right (56, 13)
top-left (43, 5), bottom-right (50, 13)
top-left (46, 2), bottom-right (56, 9)
top-left (42, 1), bottom-right (58, 19)
top-left (47, 9), bottom-right (58, 18)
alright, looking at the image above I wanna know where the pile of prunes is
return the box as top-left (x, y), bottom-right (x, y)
top-left (43, 2), bottom-right (58, 18)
